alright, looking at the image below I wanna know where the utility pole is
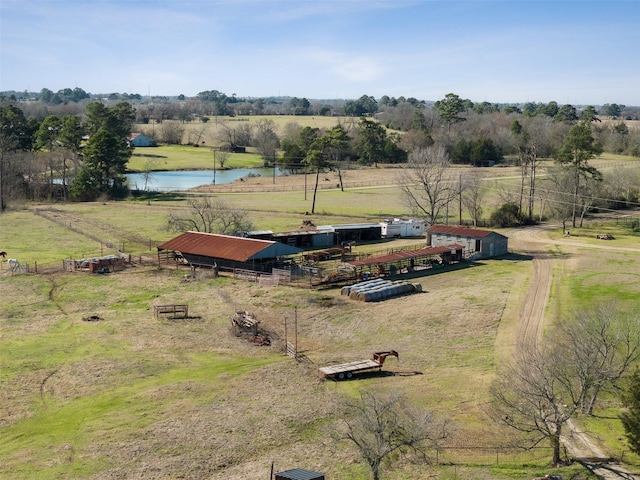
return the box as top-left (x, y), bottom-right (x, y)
top-left (459, 173), bottom-right (463, 225)
top-left (212, 148), bottom-right (216, 185)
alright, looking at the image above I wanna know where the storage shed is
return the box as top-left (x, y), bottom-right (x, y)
top-left (275, 468), bottom-right (325, 480)
top-left (317, 223), bottom-right (382, 243)
top-left (426, 225), bottom-right (508, 259)
top-left (245, 228), bottom-right (335, 249)
top-left (157, 231), bottom-right (303, 273)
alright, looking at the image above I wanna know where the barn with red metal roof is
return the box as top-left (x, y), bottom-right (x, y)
top-left (157, 231), bottom-right (303, 272)
top-left (426, 225), bottom-right (508, 259)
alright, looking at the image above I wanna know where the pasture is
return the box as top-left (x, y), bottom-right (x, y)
top-left (130, 115), bottom-right (361, 171)
top-left (1, 165), bottom-right (640, 479)
top-left (128, 144), bottom-right (265, 172)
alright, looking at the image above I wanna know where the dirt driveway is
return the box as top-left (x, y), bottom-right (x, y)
top-left (508, 226), bottom-right (640, 480)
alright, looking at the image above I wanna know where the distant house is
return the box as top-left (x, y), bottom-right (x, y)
top-left (426, 224), bottom-right (508, 259)
top-left (129, 133), bottom-right (158, 147)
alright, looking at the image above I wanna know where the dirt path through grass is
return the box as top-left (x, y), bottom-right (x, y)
top-left (509, 227), bottom-right (552, 349)
top-left (508, 225), bottom-right (640, 480)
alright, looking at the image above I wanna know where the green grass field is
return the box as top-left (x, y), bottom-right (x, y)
top-left (2, 153), bottom-right (640, 479)
top-left (128, 144), bottom-right (265, 171)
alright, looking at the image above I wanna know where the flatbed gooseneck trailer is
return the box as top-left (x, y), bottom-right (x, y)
top-left (318, 350), bottom-right (399, 380)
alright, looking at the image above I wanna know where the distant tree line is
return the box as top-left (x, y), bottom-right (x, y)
top-left (1, 89), bottom-right (639, 224)
top-left (3, 87), bottom-right (639, 121)
top-left (0, 101), bottom-right (134, 207)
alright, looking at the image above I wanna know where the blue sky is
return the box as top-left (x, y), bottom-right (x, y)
top-left (1, 0), bottom-right (639, 105)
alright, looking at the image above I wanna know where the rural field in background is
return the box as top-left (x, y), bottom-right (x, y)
top-left (1, 154), bottom-right (640, 479)
top-left (129, 116), bottom-right (361, 172)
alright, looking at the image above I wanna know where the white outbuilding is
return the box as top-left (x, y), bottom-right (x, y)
top-left (426, 224), bottom-right (508, 259)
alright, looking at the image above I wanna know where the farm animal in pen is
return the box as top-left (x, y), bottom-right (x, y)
top-left (6, 258), bottom-right (21, 271)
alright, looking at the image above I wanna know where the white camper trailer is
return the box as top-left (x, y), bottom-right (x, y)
top-left (380, 218), bottom-right (425, 238)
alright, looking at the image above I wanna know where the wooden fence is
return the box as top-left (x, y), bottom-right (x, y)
top-left (153, 304), bottom-right (189, 319)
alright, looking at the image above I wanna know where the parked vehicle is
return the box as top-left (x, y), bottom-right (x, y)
top-left (380, 218), bottom-right (425, 238)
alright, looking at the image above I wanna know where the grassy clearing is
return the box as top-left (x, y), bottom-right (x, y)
top-left (217, 185), bottom-right (407, 222)
top-left (553, 247), bottom-right (640, 311)
top-left (578, 404), bottom-right (640, 463)
top-left (131, 115), bottom-right (356, 170)
top-left (2, 180), bottom-right (640, 479)
top-left (0, 210), bottom-right (105, 265)
top-left (128, 144), bottom-right (264, 171)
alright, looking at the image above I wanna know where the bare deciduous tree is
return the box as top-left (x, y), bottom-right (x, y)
top-left (140, 158), bottom-right (159, 192)
top-left (601, 166), bottom-right (640, 209)
top-left (492, 304), bottom-right (640, 465)
top-left (461, 172), bottom-right (486, 226)
top-left (186, 121), bottom-right (210, 146)
top-left (541, 167), bottom-right (576, 234)
top-left (160, 121), bottom-right (185, 145)
top-left (491, 343), bottom-right (578, 467)
top-left (215, 149), bottom-right (230, 169)
top-left (166, 197), bottom-right (254, 235)
top-left (335, 390), bottom-right (448, 480)
top-left (217, 121), bottom-right (253, 150)
top-left (557, 303), bottom-right (640, 415)
top-left (397, 145), bottom-right (456, 225)
top-left (252, 119), bottom-right (279, 166)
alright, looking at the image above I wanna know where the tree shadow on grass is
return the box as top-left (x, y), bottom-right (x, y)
top-left (327, 370), bottom-right (423, 382)
top-left (129, 191), bottom-right (190, 202)
top-left (166, 315), bottom-right (203, 321)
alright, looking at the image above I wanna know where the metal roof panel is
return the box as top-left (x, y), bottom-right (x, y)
top-left (426, 224), bottom-right (496, 238)
top-left (276, 468), bottom-right (325, 480)
top-left (157, 232), bottom-right (301, 262)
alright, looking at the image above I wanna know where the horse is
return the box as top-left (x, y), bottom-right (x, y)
top-left (7, 259), bottom-right (20, 270)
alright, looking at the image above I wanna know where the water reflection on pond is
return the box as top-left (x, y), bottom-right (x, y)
top-left (126, 168), bottom-right (281, 191)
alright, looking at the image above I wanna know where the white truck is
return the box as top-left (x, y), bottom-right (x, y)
top-left (380, 218), bottom-right (425, 238)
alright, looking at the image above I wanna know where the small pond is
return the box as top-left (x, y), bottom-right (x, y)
top-left (126, 168), bottom-right (283, 191)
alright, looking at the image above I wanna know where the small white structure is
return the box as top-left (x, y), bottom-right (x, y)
top-left (380, 218), bottom-right (425, 238)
